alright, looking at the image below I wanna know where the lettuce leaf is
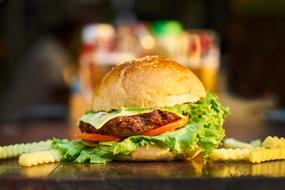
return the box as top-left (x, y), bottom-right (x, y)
top-left (52, 92), bottom-right (229, 163)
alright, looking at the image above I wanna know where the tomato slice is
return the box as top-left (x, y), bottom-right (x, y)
top-left (141, 116), bottom-right (189, 136)
top-left (75, 132), bottom-right (122, 141)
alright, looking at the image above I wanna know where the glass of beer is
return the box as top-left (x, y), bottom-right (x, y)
top-left (183, 29), bottom-right (220, 92)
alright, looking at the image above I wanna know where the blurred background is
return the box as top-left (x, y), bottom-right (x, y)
top-left (0, 0), bottom-right (285, 145)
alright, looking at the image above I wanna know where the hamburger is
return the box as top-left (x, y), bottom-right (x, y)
top-left (53, 55), bottom-right (229, 163)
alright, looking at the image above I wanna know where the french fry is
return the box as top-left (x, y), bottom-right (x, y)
top-left (250, 139), bottom-right (261, 148)
top-left (19, 150), bottom-right (62, 167)
top-left (210, 148), bottom-right (251, 161)
top-left (249, 147), bottom-right (285, 163)
top-left (0, 140), bottom-right (52, 159)
top-left (261, 136), bottom-right (285, 148)
top-left (224, 138), bottom-right (253, 149)
top-left (212, 136), bottom-right (285, 164)
top-left (211, 147), bottom-right (285, 163)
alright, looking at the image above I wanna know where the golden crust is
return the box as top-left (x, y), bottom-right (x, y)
top-left (92, 55), bottom-right (206, 111)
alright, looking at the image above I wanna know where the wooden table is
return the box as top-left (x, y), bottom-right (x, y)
top-left (0, 159), bottom-right (285, 190)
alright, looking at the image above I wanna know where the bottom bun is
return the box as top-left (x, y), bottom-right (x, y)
top-left (115, 146), bottom-right (202, 161)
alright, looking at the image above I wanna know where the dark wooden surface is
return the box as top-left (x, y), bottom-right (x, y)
top-left (0, 159), bottom-right (285, 190)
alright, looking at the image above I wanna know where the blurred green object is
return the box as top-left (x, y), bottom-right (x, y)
top-left (151, 20), bottom-right (183, 36)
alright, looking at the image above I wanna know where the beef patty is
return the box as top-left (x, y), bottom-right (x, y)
top-left (79, 110), bottom-right (180, 137)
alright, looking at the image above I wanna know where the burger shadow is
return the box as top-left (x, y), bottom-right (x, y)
top-left (50, 160), bottom-right (204, 180)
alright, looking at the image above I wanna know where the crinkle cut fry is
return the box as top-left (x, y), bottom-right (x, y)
top-left (262, 136), bottom-right (285, 148)
top-left (210, 148), bottom-right (251, 161)
top-left (0, 140), bottom-right (52, 159)
top-left (249, 147), bottom-right (285, 163)
top-left (224, 138), bottom-right (253, 149)
top-left (210, 147), bottom-right (285, 164)
top-left (19, 150), bottom-right (62, 167)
